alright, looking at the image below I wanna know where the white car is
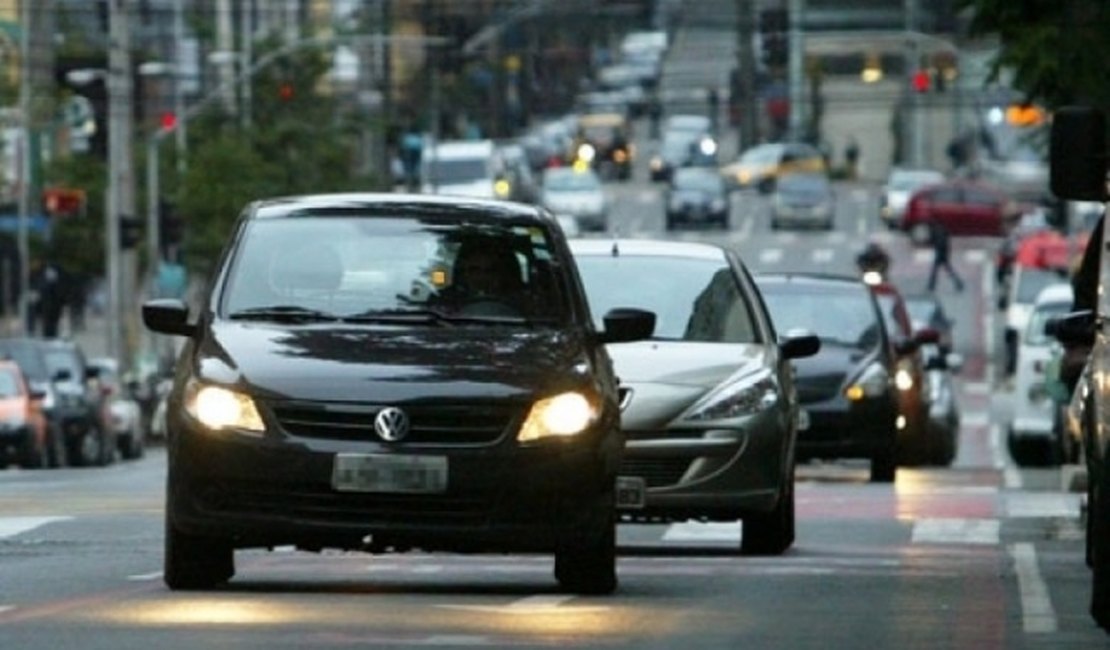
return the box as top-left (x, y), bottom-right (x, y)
top-left (89, 358), bottom-right (145, 460)
top-left (1008, 283), bottom-right (1074, 466)
top-left (1003, 265), bottom-right (1072, 375)
top-left (541, 168), bottom-right (608, 231)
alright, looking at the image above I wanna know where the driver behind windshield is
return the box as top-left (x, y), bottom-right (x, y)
top-left (436, 239), bottom-right (529, 316)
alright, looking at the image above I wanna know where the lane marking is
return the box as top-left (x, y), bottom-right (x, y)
top-left (911, 518), bottom-right (1000, 545)
top-left (1006, 493), bottom-right (1080, 518)
top-left (964, 250), bottom-right (987, 264)
top-left (811, 248), bottom-right (834, 264)
top-left (1005, 468), bottom-right (1023, 489)
top-left (964, 382), bottom-right (991, 396)
top-left (913, 249), bottom-right (932, 264)
top-left (0, 606), bottom-right (14, 615)
top-left (1009, 543), bottom-right (1058, 633)
top-left (962, 412), bottom-right (990, 428)
top-left (126, 571), bottom-right (163, 582)
top-left (0, 516), bottom-right (72, 540)
top-left (759, 248), bottom-right (783, 264)
top-left (989, 424), bottom-right (1006, 470)
top-left (662, 521), bottom-right (741, 542)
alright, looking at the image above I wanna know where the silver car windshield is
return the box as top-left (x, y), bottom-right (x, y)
top-left (575, 255), bottom-right (760, 343)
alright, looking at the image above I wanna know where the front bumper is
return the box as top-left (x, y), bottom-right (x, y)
top-left (616, 408), bottom-right (789, 521)
top-left (168, 412), bottom-right (620, 553)
top-left (796, 394), bottom-right (895, 460)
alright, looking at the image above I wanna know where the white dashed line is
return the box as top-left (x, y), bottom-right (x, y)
top-left (812, 249), bottom-right (834, 264)
top-left (911, 518), bottom-right (1000, 545)
top-left (1010, 543), bottom-right (1058, 633)
top-left (759, 248), bottom-right (784, 264)
top-left (0, 516), bottom-right (72, 539)
top-left (1006, 493), bottom-right (1081, 518)
top-left (663, 521), bottom-right (742, 542)
top-left (0, 606), bottom-right (14, 615)
top-left (127, 571), bottom-right (163, 582)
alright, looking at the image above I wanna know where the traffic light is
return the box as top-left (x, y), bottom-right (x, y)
top-left (760, 8), bottom-right (789, 70)
top-left (42, 188), bottom-right (86, 217)
top-left (278, 82), bottom-right (295, 102)
top-left (912, 70), bottom-right (931, 93)
top-left (119, 215), bottom-right (143, 249)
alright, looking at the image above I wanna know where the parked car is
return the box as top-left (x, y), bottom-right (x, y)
top-left (89, 357), bottom-right (145, 460)
top-left (769, 172), bottom-right (836, 230)
top-left (902, 179), bottom-right (1027, 245)
top-left (0, 338), bottom-right (67, 467)
top-left (1009, 283), bottom-right (1076, 466)
top-left (37, 339), bottom-right (113, 467)
top-left (142, 193), bottom-right (655, 594)
top-left (755, 273), bottom-right (900, 482)
top-left (1002, 265), bottom-right (1071, 375)
top-left (0, 360), bottom-right (49, 469)
top-left (721, 142), bottom-right (826, 193)
top-left (540, 167), bottom-right (608, 231)
top-left (879, 168), bottom-right (946, 229)
top-left (571, 239), bottom-right (819, 555)
top-left (665, 167), bottom-right (729, 230)
top-left (869, 281), bottom-right (942, 466)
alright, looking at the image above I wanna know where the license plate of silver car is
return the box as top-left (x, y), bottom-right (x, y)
top-left (616, 475), bottom-right (646, 509)
top-left (332, 453), bottom-right (448, 494)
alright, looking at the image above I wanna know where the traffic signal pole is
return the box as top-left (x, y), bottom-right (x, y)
top-left (108, 0), bottom-right (137, 368)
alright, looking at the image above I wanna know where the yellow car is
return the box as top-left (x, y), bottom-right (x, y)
top-left (721, 142), bottom-right (826, 193)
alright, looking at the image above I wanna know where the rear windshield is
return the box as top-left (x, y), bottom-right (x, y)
top-left (759, 283), bottom-right (882, 350)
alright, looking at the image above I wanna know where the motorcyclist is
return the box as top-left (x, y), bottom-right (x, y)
top-left (856, 241), bottom-right (891, 278)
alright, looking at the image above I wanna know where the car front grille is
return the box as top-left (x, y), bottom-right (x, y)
top-left (620, 458), bottom-right (691, 488)
top-left (268, 401), bottom-right (520, 446)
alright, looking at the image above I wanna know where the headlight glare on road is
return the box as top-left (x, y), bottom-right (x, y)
top-left (686, 371), bottom-right (778, 421)
top-left (846, 362), bottom-right (889, 400)
top-left (518, 391), bottom-right (597, 442)
top-left (185, 380), bottom-right (265, 434)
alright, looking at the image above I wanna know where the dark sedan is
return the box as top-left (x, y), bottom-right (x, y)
top-left (755, 274), bottom-right (900, 482)
top-left (572, 239), bottom-right (819, 555)
top-left (665, 167), bottom-right (730, 230)
top-left (143, 193), bottom-right (655, 595)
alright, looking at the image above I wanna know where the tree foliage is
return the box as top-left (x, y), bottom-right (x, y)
top-left (959, 1), bottom-right (1110, 113)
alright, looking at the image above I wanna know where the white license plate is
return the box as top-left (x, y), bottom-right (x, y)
top-left (797, 409), bottom-right (811, 431)
top-left (332, 453), bottom-right (448, 494)
top-left (616, 475), bottom-right (646, 509)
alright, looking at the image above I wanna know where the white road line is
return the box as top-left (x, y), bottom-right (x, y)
top-left (0, 516), bottom-right (72, 540)
top-left (662, 521), bottom-right (742, 542)
top-left (759, 248), bottom-right (783, 264)
top-left (983, 261), bottom-right (997, 387)
top-left (0, 606), bottom-right (14, 615)
top-left (812, 248), bottom-right (834, 264)
top-left (963, 382), bottom-right (991, 396)
top-left (911, 518), bottom-right (1000, 545)
top-left (913, 249), bottom-right (932, 265)
top-left (962, 412), bottom-right (990, 428)
top-left (1005, 468), bottom-right (1023, 489)
top-left (964, 250), bottom-right (988, 264)
top-left (989, 424), bottom-right (1008, 471)
top-left (126, 571), bottom-right (163, 582)
top-left (1006, 493), bottom-right (1081, 519)
top-left (857, 213), bottom-right (867, 236)
top-left (1009, 543), bottom-right (1058, 633)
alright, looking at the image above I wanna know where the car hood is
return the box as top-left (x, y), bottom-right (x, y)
top-left (194, 321), bottom-right (589, 403)
top-left (792, 342), bottom-right (874, 402)
top-left (606, 341), bottom-right (766, 428)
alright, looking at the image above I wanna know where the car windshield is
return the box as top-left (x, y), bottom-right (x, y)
top-left (221, 215), bottom-right (569, 323)
top-left (0, 369), bottom-right (20, 398)
top-left (673, 170), bottom-right (723, 193)
top-left (43, 349), bottom-right (82, 382)
top-left (543, 170), bottom-right (601, 192)
top-left (759, 283), bottom-right (882, 349)
top-left (1015, 269), bottom-right (1068, 304)
top-left (422, 158), bottom-right (488, 185)
top-left (575, 254), bottom-right (760, 343)
top-left (1026, 301), bottom-right (1071, 345)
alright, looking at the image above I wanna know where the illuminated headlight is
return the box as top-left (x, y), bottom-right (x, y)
top-left (577, 143), bottom-right (596, 163)
top-left (518, 391), bottom-right (598, 442)
top-left (699, 138), bottom-right (718, 156)
top-left (685, 371), bottom-right (778, 422)
top-left (845, 362), bottom-right (889, 401)
top-left (613, 149), bottom-right (629, 163)
top-left (894, 368), bottom-right (914, 391)
top-left (41, 388), bottom-right (55, 410)
top-left (494, 179), bottom-right (512, 198)
top-left (650, 157), bottom-right (663, 170)
top-left (184, 379), bottom-right (265, 434)
top-left (737, 170), bottom-right (751, 184)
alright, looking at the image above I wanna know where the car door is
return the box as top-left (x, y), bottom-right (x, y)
top-left (927, 185), bottom-right (966, 233)
top-left (962, 185), bottom-right (1007, 236)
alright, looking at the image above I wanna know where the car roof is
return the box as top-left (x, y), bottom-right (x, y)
top-left (250, 193), bottom-right (551, 223)
top-left (569, 238), bottom-right (729, 261)
top-left (1033, 282), bottom-right (1074, 307)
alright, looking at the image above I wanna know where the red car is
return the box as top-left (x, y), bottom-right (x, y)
top-left (902, 180), bottom-right (1026, 245)
top-left (0, 360), bottom-right (48, 469)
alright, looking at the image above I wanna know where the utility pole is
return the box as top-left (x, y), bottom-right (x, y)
top-left (216, 0), bottom-right (235, 114)
top-left (787, 0), bottom-right (805, 141)
top-left (736, 0), bottom-right (758, 150)
top-left (380, 0), bottom-right (393, 179)
top-left (904, 0), bottom-right (923, 167)
top-left (16, 0), bottom-right (32, 335)
top-left (108, 0), bottom-right (137, 367)
top-left (173, 0), bottom-right (187, 173)
top-left (241, 0), bottom-right (254, 128)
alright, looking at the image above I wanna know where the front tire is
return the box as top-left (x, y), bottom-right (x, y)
top-left (555, 494), bottom-right (617, 595)
top-left (741, 465), bottom-right (795, 555)
top-left (164, 517), bottom-right (235, 591)
top-left (870, 442), bottom-right (897, 483)
top-left (1091, 453), bottom-right (1110, 631)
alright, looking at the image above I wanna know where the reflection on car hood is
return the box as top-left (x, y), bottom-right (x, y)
top-left (791, 342), bottom-right (873, 402)
top-left (607, 341), bottom-right (766, 428)
top-left (196, 322), bottom-right (586, 403)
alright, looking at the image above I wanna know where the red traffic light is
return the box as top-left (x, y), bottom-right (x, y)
top-left (43, 187), bottom-right (87, 217)
top-left (912, 70), bottom-right (930, 93)
top-left (160, 111), bottom-right (177, 132)
top-left (278, 82), bottom-right (295, 101)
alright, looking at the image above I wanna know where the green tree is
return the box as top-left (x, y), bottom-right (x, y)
top-left (959, 1), bottom-right (1110, 113)
top-left (41, 154), bottom-right (107, 279)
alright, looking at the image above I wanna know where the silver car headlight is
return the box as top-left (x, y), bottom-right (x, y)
top-left (184, 378), bottom-right (265, 434)
top-left (845, 362), bottom-right (890, 401)
top-left (684, 371), bottom-right (778, 422)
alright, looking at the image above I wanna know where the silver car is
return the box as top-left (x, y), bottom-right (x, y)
top-left (571, 239), bottom-right (819, 555)
top-left (541, 167), bottom-right (609, 231)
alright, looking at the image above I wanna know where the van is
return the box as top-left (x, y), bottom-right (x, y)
top-left (420, 139), bottom-right (517, 202)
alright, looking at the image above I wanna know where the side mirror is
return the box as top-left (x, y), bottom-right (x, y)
top-left (1050, 106), bottom-right (1108, 201)
top-left (143, 299), bottom-right (197, 338)
top-left (599, 308), bottom-right (655, 344)
top-left (780, 329), bottom-right (821, 360)
top-left (1045, 310), bottom-right (1096, 346)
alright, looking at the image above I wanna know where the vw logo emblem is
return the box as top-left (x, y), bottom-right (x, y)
top-left (374, 407), bottom-right (410, 442)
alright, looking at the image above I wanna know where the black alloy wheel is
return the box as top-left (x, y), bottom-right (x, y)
top-left (870, 441), bottom-right (897, 483)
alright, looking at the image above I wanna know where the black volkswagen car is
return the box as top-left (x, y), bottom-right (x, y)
top-left (665, 167), bottom-right (730, 230)
top-left (143, 193), bottom-right (654, 594)
top-left (755, 274), bottom-right (900, 482)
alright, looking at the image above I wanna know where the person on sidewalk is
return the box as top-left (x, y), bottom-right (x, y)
top-left (927, 221), bottom-right (964, 292)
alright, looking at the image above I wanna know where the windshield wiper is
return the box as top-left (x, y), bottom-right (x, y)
top-left (227, 305), bottom-right (341, 322)
top-left (345, 308), bottom-right (554, 327)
